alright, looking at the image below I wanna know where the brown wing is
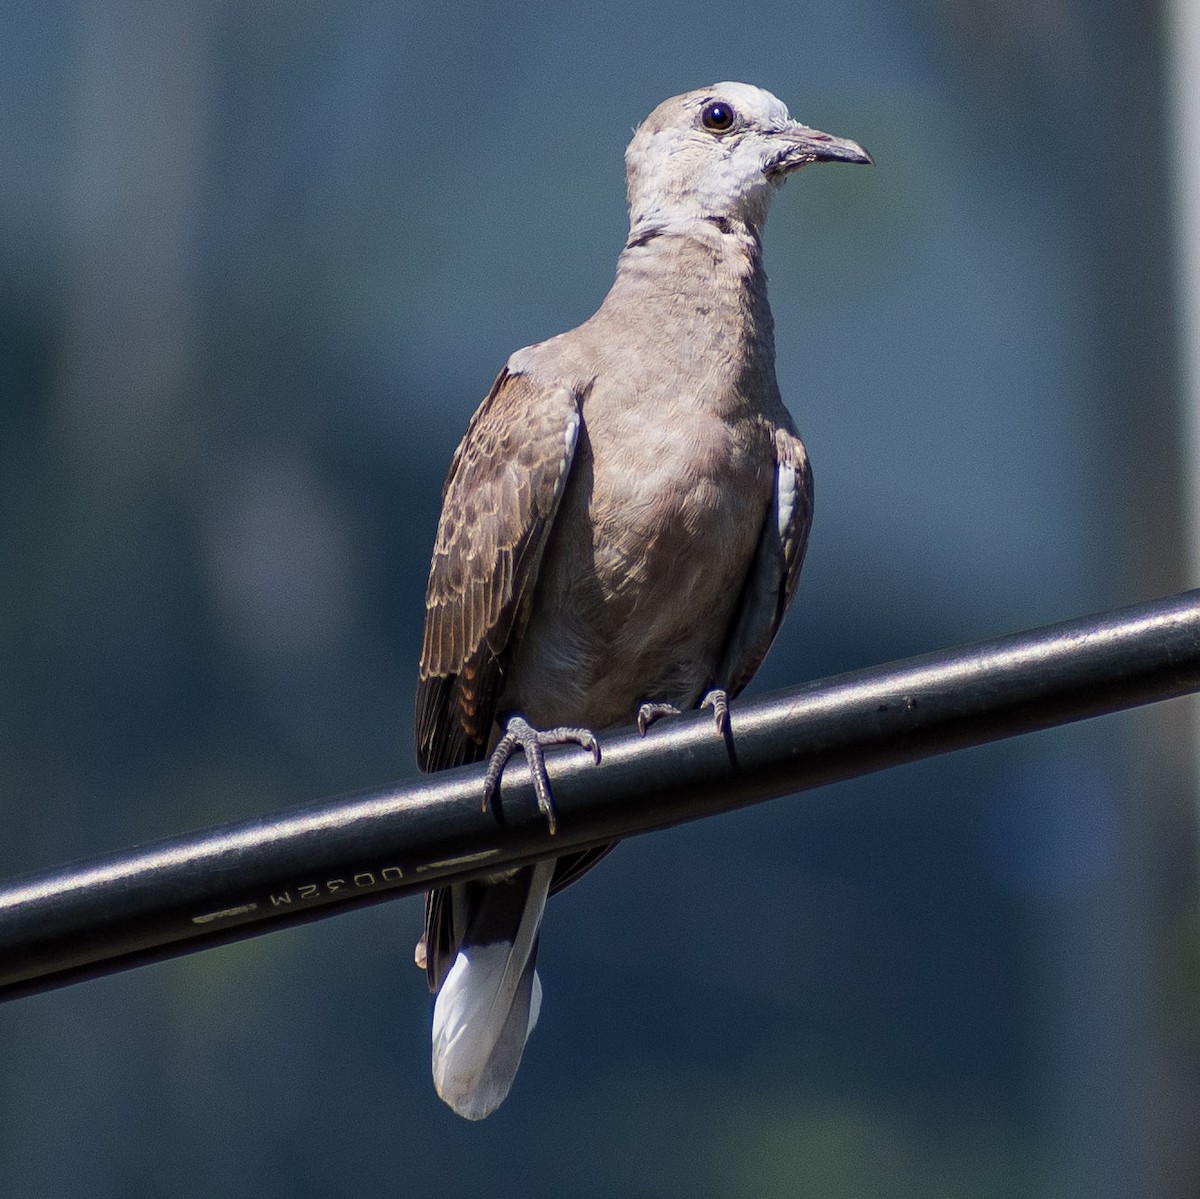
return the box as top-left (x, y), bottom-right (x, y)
top-left (415, 368), bottom-right (582, 773)
top-left (415, 369), bottom-right (581, 992)
top-left (713, 427), bottom-right (813, 698)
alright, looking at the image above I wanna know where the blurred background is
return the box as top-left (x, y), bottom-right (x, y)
top-left (2, 0), bottom-right (1199, 1195)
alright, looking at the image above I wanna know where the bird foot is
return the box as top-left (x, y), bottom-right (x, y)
top-left (700, 688), bottom-right (730, 735)
top-left (638, 691), bottom-right (730, 736)
top-left (482, 715), bottom-right (600, 835)
top-left (636, 701), bottom-right (681, 735)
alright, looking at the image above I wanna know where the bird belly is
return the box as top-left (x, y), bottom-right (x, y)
top-left (507, 412), bottom-right (773, 731)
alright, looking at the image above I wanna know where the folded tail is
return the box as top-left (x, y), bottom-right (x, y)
top-left (431, 860), bottom-right (555, 1119)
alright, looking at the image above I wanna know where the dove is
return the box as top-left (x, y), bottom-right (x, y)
top-left (414, 82), bottom-right (870, 1119)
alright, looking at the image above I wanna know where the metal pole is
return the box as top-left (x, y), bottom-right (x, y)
top-left (2, 589), bottom-right (1200, 1001)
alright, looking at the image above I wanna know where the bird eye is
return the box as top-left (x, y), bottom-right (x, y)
top-left (700, 101), bottom-right (736, 132)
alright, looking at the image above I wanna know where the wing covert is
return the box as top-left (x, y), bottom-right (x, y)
top-left (415, 368), bottom-right (581, 773)
top-left (713, 427), bottom-right (813, 698)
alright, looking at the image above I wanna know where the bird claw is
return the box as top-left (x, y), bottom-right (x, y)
top-left (700, 688), bottom-right (730, 735)
top-left (638, 692), bottom-right (730, 736)
top-left (636, 701), bottom-right (681, 735)
top-left (482, 715), bottom-right (600, 835)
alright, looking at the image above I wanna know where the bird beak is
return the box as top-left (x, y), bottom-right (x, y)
top-left (763, 123), bottom-right (873, 179)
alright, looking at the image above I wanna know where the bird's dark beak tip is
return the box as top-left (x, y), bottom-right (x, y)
top-left (815, 141), bottom-right (873, 167)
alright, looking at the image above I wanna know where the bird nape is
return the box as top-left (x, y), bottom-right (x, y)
top-left (412, 81), bottom-right (870, 1120)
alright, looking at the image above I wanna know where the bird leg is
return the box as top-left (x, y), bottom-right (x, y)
top-left (638, 690), bottom-right (730, 736)
top-left (482, 715), bottom-right (600, 835)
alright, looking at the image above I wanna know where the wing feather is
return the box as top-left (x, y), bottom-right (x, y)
top-left (713, 427), bottom-right (813, 698)
top-left (415, 368), bottom-right (582, 773)
top-left (416, 368), bottom-right (582, 990)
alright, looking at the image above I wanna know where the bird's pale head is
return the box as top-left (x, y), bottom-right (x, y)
top-left (625, 82), bottom-right (870, 234)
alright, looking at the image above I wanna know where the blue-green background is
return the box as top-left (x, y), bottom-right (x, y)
top-left (2, 1), bottom-right (1197, 1195)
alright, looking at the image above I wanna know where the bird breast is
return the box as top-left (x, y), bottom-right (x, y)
top-left (506, 391), bottom-right (776, 731)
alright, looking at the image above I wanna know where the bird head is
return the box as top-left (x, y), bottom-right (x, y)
top-left (625, 82), bottom-right (871, 235)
